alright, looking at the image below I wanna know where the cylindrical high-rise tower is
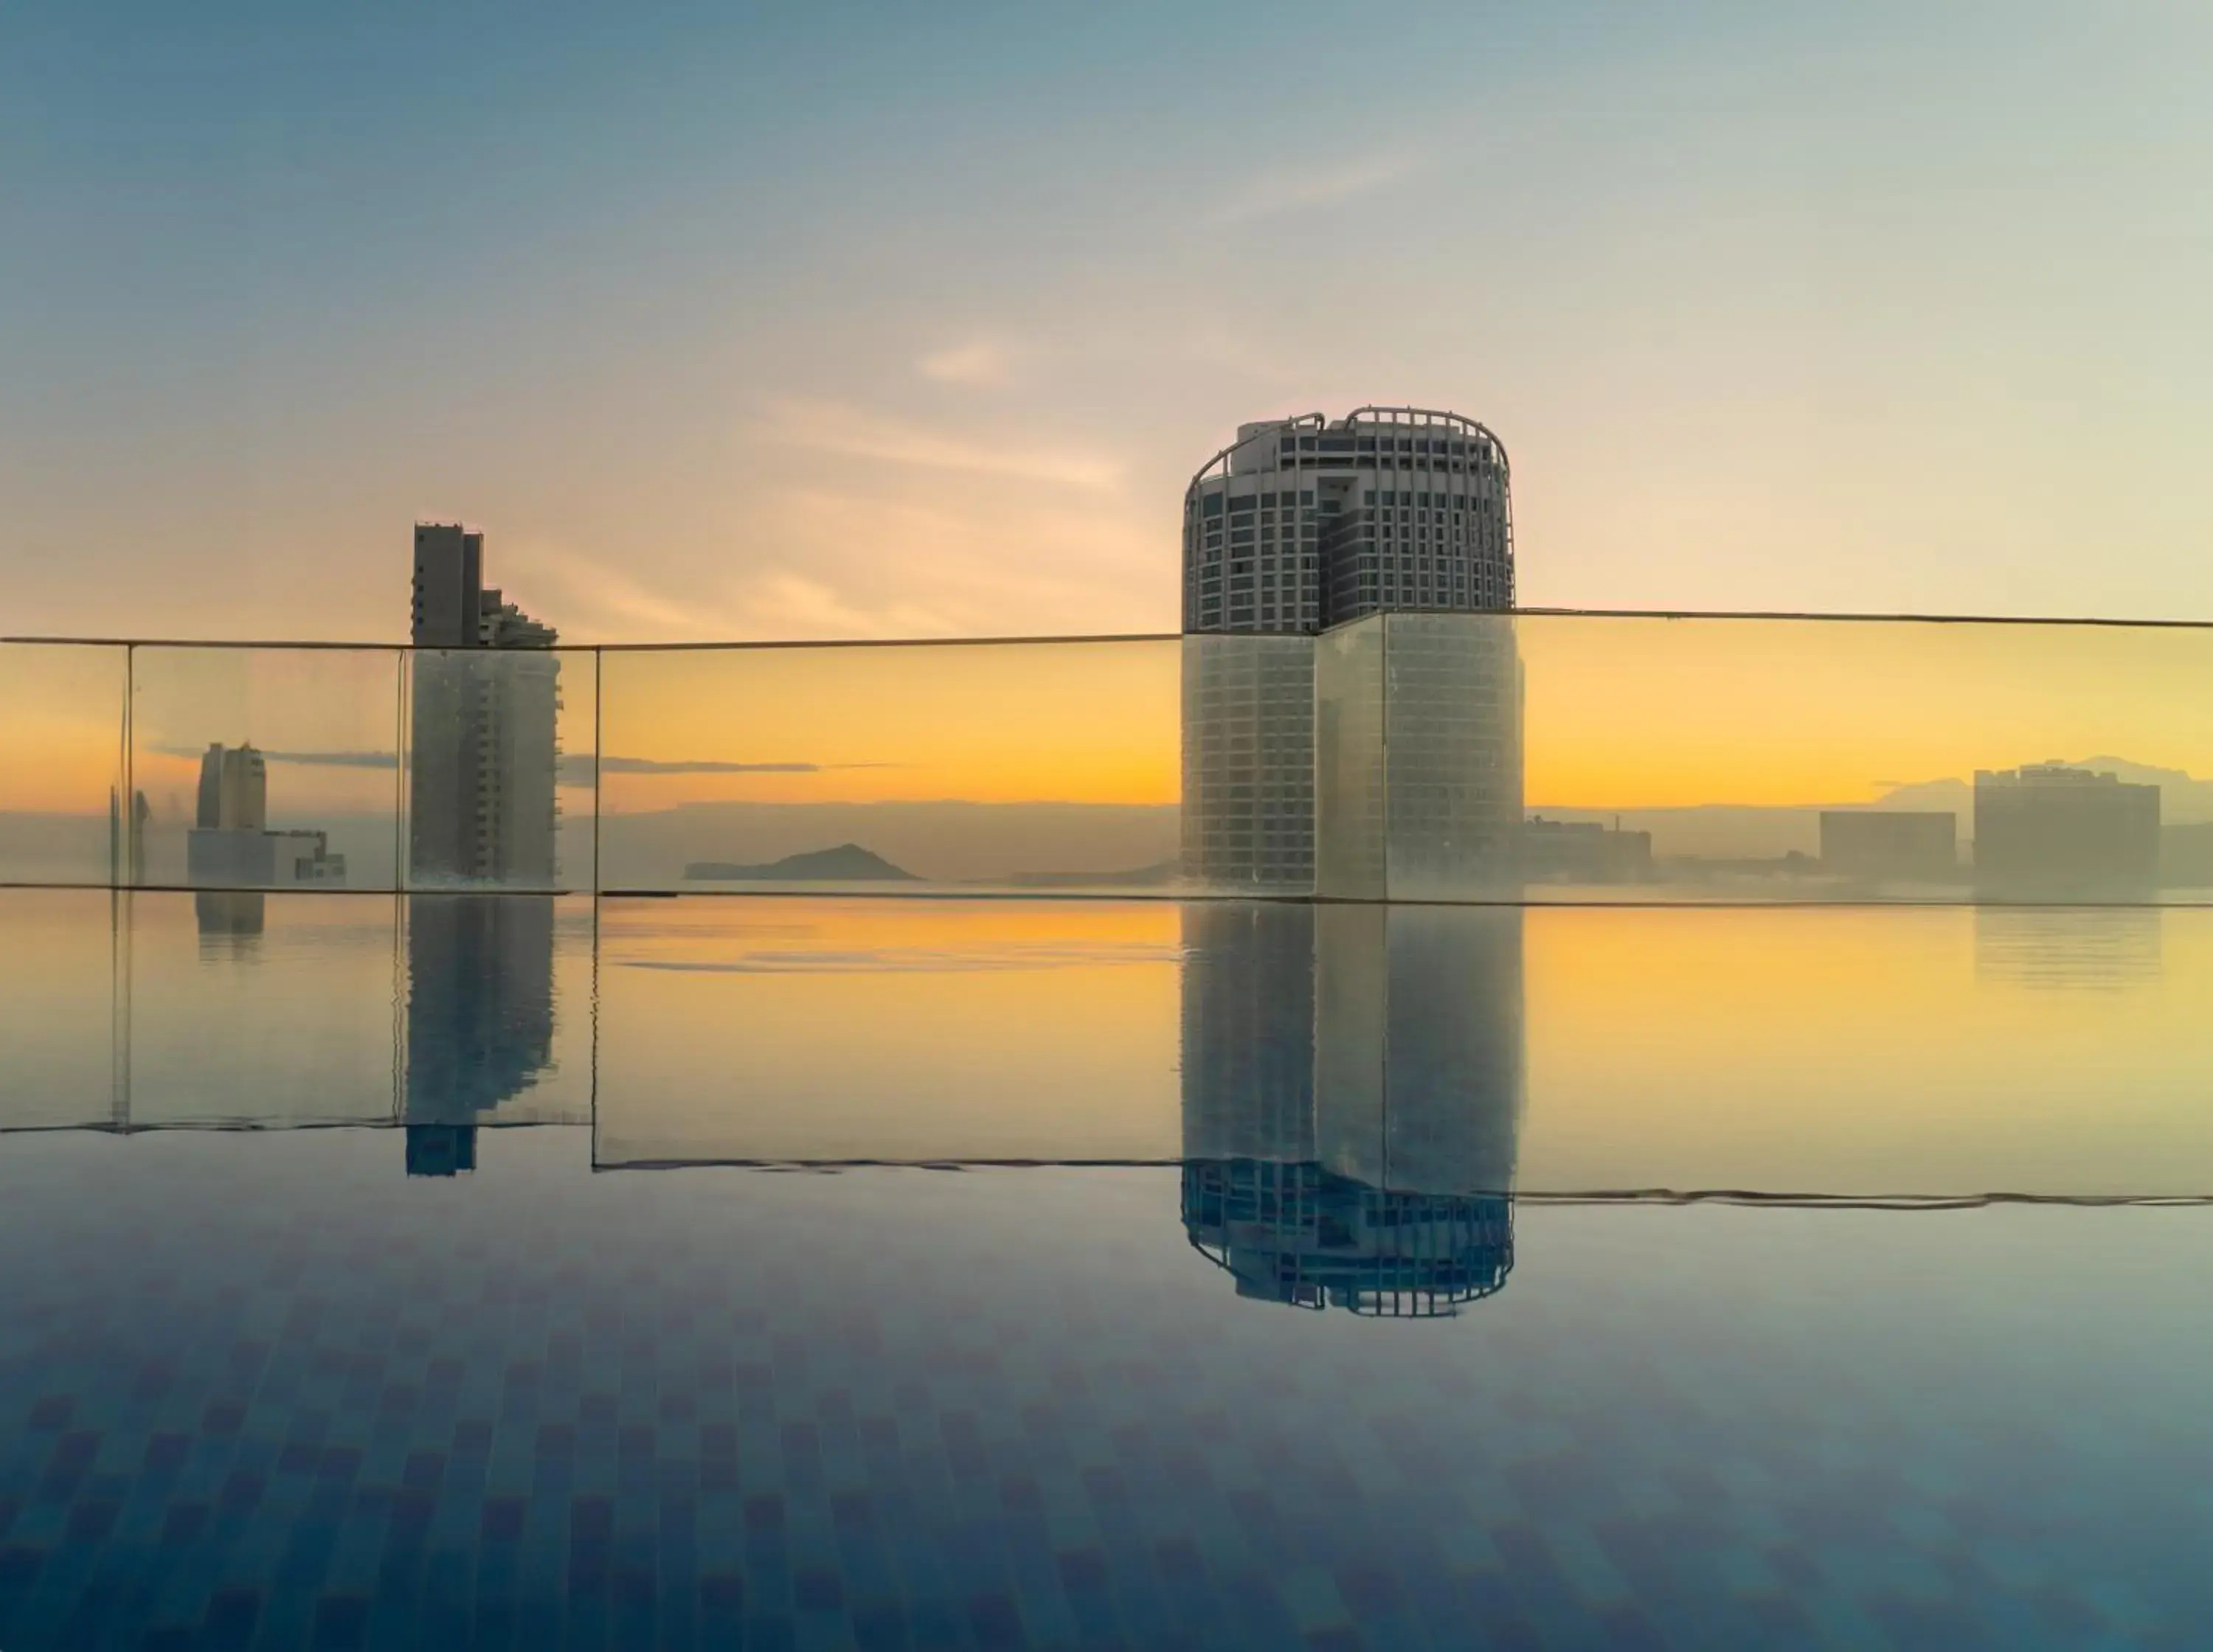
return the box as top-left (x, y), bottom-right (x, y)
top-left (1180, 409), bottom-right (1519, 893)
top-left (1182, 406), bottom-right (1514, 635)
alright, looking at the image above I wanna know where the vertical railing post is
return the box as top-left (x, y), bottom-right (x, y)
top-left (589, 645), bottom-right (603, 1155)
top-left (120, 642), bottom-right (135, 889)
top-left (111, 641), bottom-right (134, 1130)
top-left (395, 645), bottom-right (409, 893)
top-left (109, 882), bottom-right (131, 1131)
top-left (592, 648), bottom-right (603, 896)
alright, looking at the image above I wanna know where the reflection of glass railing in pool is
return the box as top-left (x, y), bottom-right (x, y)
top-left (0, 890), bottom-right (592, 1144)
top-left (8, 614), bottom-right (2213, 902)
top-left (13, 888), bottom-right (2213, 1217)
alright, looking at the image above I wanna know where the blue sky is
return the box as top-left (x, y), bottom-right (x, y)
top-left (4, 1), bottom-right (2209, 640)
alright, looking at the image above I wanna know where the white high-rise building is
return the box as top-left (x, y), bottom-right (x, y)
top-left (1182, 406), bottom-right (1514, 635)
top-left (1180, 409), bottom-right (1519, 894)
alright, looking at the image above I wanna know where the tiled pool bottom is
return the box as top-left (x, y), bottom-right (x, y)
top-left (1, 1131), bottom-right (2208, 1651)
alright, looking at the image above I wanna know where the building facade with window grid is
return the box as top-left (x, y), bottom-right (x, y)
top-left (1182, 407), bottom-right (1514, 636)
top-left (1180, 409), bottom-right (1517, 891)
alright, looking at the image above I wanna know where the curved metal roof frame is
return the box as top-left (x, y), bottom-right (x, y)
top-left (1183, 406), bottom-right (1510, 503)
top-left (1184, 411), bottom-right (1325, 497)
top-left (1343, 405), bottom-right (1511, 477)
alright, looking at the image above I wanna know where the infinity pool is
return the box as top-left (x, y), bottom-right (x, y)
top-left (1, 890), bottom-right (2208, 1648)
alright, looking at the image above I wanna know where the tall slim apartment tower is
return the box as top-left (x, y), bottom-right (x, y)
top-left (1180, 408), bottom-right (1520, 892)
top-left (408, 524), bottom-right (562, 886)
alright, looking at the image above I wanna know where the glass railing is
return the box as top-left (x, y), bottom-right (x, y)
top-left (0, 642), bottom-right (126, 886)
top-left (1, 887), bottom-right (598, 1134)
top-left (5, 612), bottom-right (2212, 903)
top-left (129, 645), bottom-right (404, 890)
top-left (597, 638), bottom-right (1180, 895)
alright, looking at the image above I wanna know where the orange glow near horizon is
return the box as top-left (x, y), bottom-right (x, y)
top-left (598, 641), bottom-right (1182, 812)
top-left (1519, 617), bottom-right (2213, 808)
top-left (0, 647), bottom-right (124, 813)
top-left (13, 619), bottom-right (2213, 824)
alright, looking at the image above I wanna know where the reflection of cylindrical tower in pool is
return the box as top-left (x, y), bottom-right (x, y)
top-left (1180, 902), bottom-right (1523, 1316)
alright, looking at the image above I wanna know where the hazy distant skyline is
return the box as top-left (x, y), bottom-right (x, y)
top-left (6, 2), bottom-right (2212, 642)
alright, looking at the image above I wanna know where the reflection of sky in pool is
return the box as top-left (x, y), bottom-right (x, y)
top-left (1, 889), bottom-right (2209, 1647)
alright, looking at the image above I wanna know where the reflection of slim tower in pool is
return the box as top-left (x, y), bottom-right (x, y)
top-left (1180, 903), bottom-right (1524, 1315)
top-left (401, 894), bottom-right (557, 1175)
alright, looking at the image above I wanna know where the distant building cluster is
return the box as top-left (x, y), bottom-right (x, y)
top-left (1524, 816), bottom-right (1654, 884)
top-left (1974, 763), bottom-right (2160, 884)
top-left (1812, 766), bottom-right (2172, 889)
top-left (1818, 810), bottom-right (1958, 879)
top-left (183, 741), bottom-right (345, 889)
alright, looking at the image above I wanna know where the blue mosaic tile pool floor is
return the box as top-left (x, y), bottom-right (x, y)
top-left (2, 1130), bottom-right (2209, 1650)
top-left (4, 890), bottom-right (2212, 1646)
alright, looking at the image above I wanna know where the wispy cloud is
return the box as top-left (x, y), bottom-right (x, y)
top-left (151, 741), bottom-right (890, 782)
top-left (916, 339), bottom-right (1018, 387)
top-left (623, 942), bottom-right (1177, 975)
top-left (515, 540), bottom-right (968, 644)
top-left (150, 743), bottom-right (396, 770)
top-left (764, 400), bottom-right (1125, 493)
top-left (725, 566), bottom-right (961, 640)
top-left (562, 755), bottom-right (904, 779)
top-left (503, 427), bottom-right (1165, 645)
top-left (751, 487), bottom-right (1166, 637)
top-left (593, 757), bottom-right (820, 776)
top-left (520, 546), bottom-right (744, 642)
top-left (1221, 152), bottom-right (1421, 223)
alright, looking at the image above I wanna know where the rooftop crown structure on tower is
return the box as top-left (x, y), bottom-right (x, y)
top-left (1182, 406), bottom-right (1514, 635)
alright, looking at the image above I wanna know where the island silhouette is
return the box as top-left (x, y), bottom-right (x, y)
top-left (683, 843), bottom-right (920, 881)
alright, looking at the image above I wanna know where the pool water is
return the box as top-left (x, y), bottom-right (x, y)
top-left (1, 890), bottom-right (2208, 1648)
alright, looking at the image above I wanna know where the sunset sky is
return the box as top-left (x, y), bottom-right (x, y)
top-left (10, 616), bottom-right (2213, 823)
top-left (6, 2), bottom-right (2212, 646)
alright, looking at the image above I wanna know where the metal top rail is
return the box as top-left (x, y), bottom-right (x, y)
top-left (8, 606), bottom-right (2213, 650)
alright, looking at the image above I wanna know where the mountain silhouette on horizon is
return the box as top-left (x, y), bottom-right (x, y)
top-left (684, 843), bottom-right (920, 881)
